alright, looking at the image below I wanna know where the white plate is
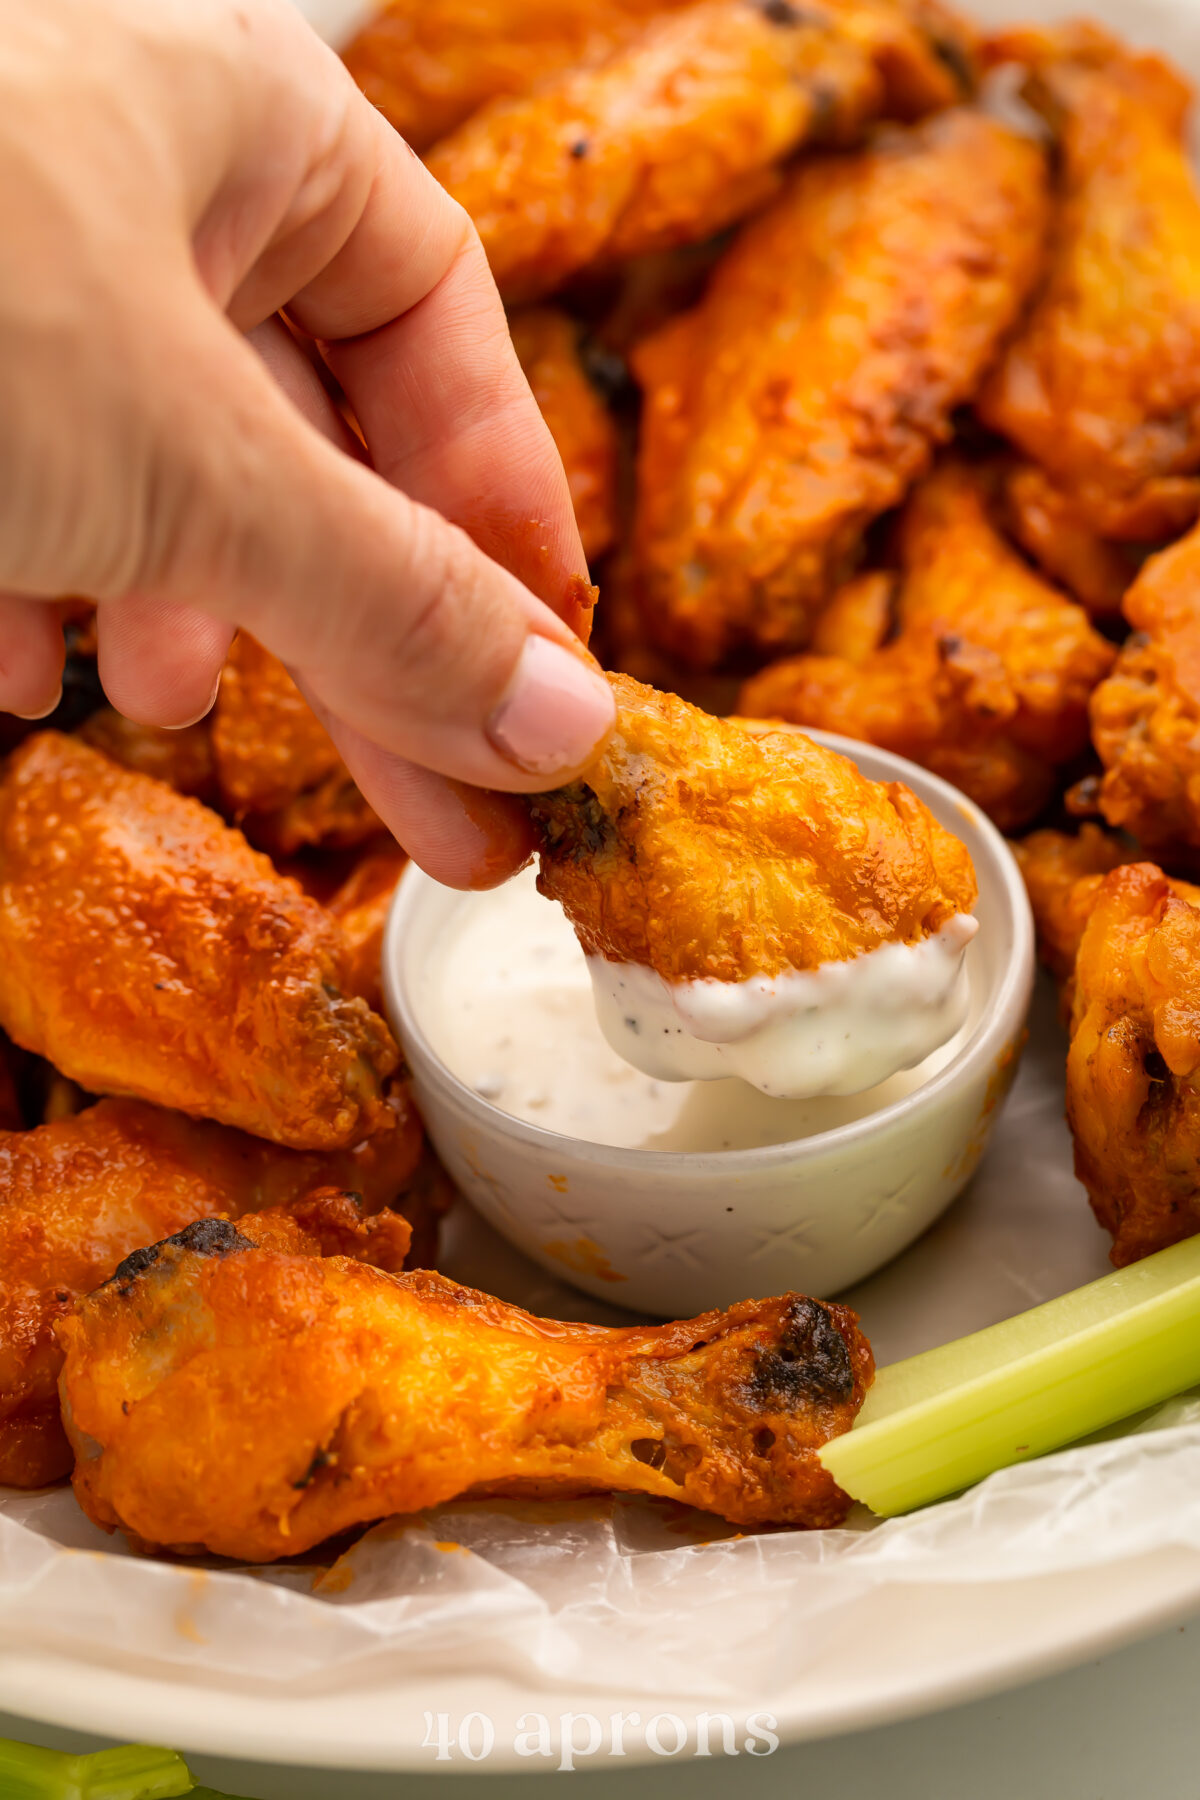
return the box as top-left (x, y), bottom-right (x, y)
top-left (5, 0), bottom-right (1200, 1774)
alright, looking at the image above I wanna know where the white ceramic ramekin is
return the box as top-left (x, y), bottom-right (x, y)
top-left (383, 733), bottom-right (1034, 1316)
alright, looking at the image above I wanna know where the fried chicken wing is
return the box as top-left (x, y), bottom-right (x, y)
top-left (1011, 825), bottom-right (1135, 988)
top-left (631, 109), bottom-right (1048, 666)
top-left (426, 0), bottom-right (976, 305)
top-left (326, 845), bottom-right (409, 1015)
top-left (509, 309), bottom-right (620, 564)
top-left (211, 634), bottom-right (380, 854)
top-left (59, 1210), bottom-right (873, 1558)
top-left (529, 673), bottom-right (976, 982)
top-left (1067, 863), bottom-right (1200, 1265)
top-left (977, 25), bottom-right (1200, 543)
top-left (0, 733), bottom-right (397, 1149)
top-left (0, 1035), bottom-right (21, 1133)
top-left (1088, 526), bottom-right (1200, 855)
top-left (0, 1095), bottom-right (426, 1487)
top-left (737, 459), bottom-right (1115, 830)
top-left (75, 708), bottom-right (218, 801)
top-left (342, 0), bottom-right (684, 152)
top-left (1001, 464), bottom-right (1144, 621)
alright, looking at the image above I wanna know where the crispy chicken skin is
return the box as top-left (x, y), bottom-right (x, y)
top-left (426, 0), bottom-right (976, 305)
top-left (59, 1210), bottom-right (873, 1558)
top-left (1089, 527), bottom-right (1200, 854)
top-left (509, 309), bottom-right (620, 564)
top-left (0, 1096), bottom-right (425, 1487)
top-left (1011, 826), bottom-right (1136, 989)
top-left (631, 109), bottom-right (1048, 667)
top-left (977, 26), bottom-right (1200, 544)
top-left (0, 733), bottom-right (398, 1150)
top-left (76, 708), bottom-right (218, 802)
top-left (1067, 864), bottom-right (1200, 1265)
top-left (212, 635), bottom-right (380, 854)
top-left (738, 459), bottom-right (1115, 830)
top-left (342, 0), bottom-right (684, 152)
top-left (1001, 464), bottom-right (1143, 621)
top-left (326, 846), bottom-right (410, 1015)
top-left (528, 673), bottom-right (976, 983)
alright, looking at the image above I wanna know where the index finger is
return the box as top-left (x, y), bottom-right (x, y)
top-left (284, 104), bottom-right (593, 634)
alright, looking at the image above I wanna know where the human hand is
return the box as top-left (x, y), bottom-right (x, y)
top-left (0, 0), bottom-right (615, 885)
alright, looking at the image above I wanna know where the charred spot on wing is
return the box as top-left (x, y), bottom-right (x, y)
top-left (759, 0), bottom-right (819, 25)
top-left (929, 33), bottom-right (975, 96)
top-left (745, 1298), bottom-right (855, 1408)
top-left (109, 1218), bottom-right (255, 1294)
top-left (528, 784), bottom-right (615, 862)
top-left (580, 336), bottom-right (635, 408)
top-left (292, 1445), bottom-right (334, 1491)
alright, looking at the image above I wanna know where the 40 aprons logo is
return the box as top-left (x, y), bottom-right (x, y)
top-left (421, 1708), bottom-right (780, 1768)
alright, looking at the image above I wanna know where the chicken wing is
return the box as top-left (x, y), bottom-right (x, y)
top-left (76, 708), bottom-right (218, 801)
top-left (0, 733), bottom-right (397, 1149)
top-left (529, 673), bottom-right (976, 983)
top-left (59, 1209), bottom-right (873, 1558)
top-left (631, 108), bottom-right (1047, 666)
top-left (211, 634), bottom-right (380, 854)
top-left (977, 25), bottom-right (1200, 544)
top-left (426, 0), bottom-right (976, 304)
top-left (1011, 825), bottom-right (1136, 989)
top-left (1067, 863), bottom-right (1200, 1265)
top-left (737, 459), bottom-right (1115, 830)
top-left (0, 1094), bottom-right (427, 1487)
top-left (1000, 464), bottom-right (1144, 621)
top-left (326, 845), bottom-right (409, 1015)
top-left (509, 309), bottom-right (620, 564)
top-left (341, 0), bottom-right (684, 153)
top-left (1088, 524), bottom-right (1200, 855)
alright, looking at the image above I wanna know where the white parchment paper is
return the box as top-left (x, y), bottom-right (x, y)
top-left (3, 984), bottom-right (1200, 1704)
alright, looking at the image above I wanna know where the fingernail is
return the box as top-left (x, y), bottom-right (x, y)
top-left (162, 671), bottom-right (222, 731)
top-left (9, 685), bottom-right (63, 722)
top-left (486, 636), bottom-right (615, 778)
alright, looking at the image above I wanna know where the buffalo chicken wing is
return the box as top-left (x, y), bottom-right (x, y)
top-left (630, 109), bottom-right (1047, 666)
top-left (426, 0), bottom-right (976, 303)
top-left (59, 1210), bottom-right (873, 1558)
top-left (529, 673), bottom-right (976, 982)
top-left (0, 733), bottom-right (397, 1150)
top-left (1068, 864), bottom-right (1200, 1264)
top-left (978, 25), bottom-right (1200, 543)
top-left (738, 458), bottom-right (1115, 830)
top-left (0, 1095), bottom-right (426, 1487)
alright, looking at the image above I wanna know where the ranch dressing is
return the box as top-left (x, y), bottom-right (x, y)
top-left (422, 867), bottom-right (975, 1153)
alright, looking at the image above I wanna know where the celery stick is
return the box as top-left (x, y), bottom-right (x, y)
top-left (0, 1738), bottom-right (193, 1800)
top-left (820, 1231), bottom-right (1200, 1517)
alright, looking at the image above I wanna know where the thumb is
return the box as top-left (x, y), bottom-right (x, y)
top-left (115, 302), bottom-right (615, 796)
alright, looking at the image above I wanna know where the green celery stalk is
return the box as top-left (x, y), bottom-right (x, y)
top-left (820, 1231), bottom-right (1200, 1516)
top-left (0, 1738), bottom-right (194, 1800)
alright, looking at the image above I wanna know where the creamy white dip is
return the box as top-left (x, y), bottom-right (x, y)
top-left (421, 867), bottom-right (976, 1153)
top-left (588, 914), bottom-right (976, 1099)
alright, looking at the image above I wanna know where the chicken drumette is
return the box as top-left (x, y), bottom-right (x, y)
top-left (59, 1205), bottom-right (873, 1559)
top-left (0, 1093), bottom-right (430, 1487)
